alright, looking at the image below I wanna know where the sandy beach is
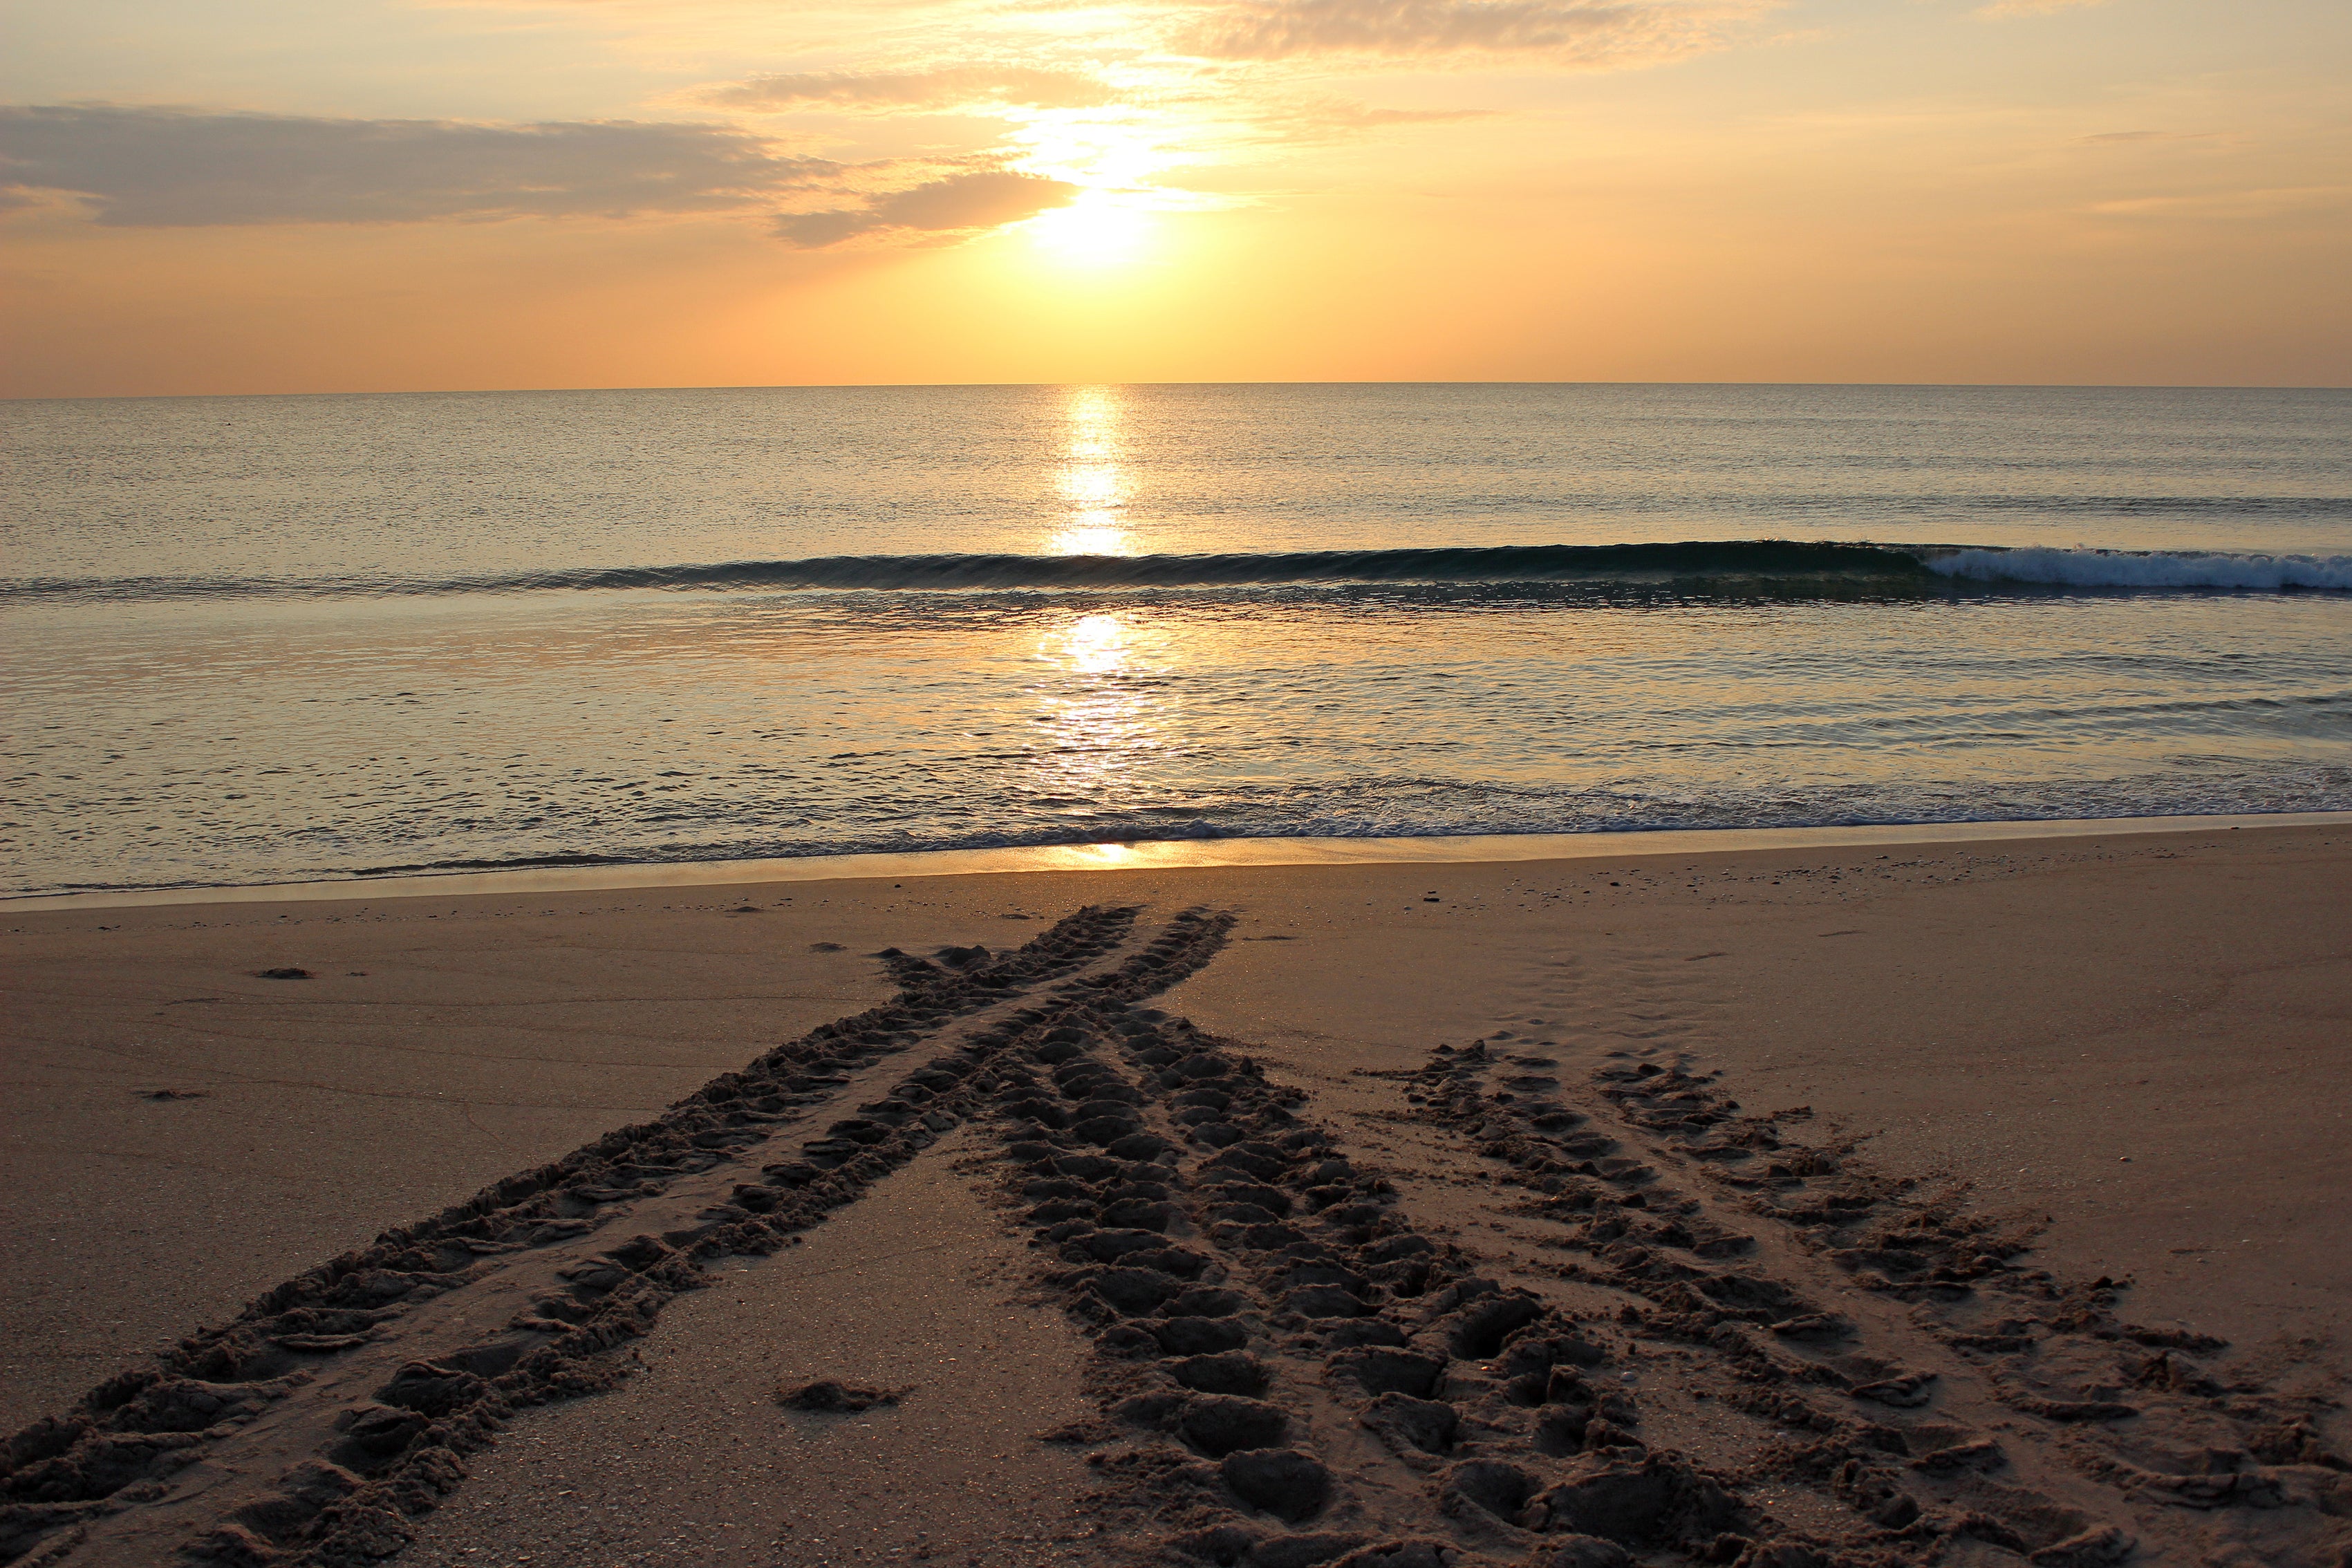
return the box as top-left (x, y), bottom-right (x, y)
top-left (3, 820), bottom-right (2346, 1567)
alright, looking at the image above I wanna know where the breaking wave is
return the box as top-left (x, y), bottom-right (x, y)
top-left (1926, 547), bottom-right (2352, 592)
top-left (8, 541), bottom-right (2352, 604)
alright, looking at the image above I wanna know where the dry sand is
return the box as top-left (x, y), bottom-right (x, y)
top-left (1, 821), bottom-right (2346, 1567)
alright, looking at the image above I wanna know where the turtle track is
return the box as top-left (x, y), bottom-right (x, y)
top-left (0, 904), bottom-right (1164, 1567)
top-left (973, 971), bottom-right (1777, 1568)
top-left (970, 1014), bottom-right (2352, 1568)
top-left (15, 903), bottom-right (2345, 1568)
top-left (1387, 1038), bottom-right (2352, 1567)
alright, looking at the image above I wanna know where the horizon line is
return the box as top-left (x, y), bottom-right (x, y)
top-left (8, 377), bottom-right (2351, 404)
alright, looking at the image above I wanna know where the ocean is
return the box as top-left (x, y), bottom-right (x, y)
top-left (3, 382), bottom-right (2348, 897)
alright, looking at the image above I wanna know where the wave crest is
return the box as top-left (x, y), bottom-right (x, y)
top-left (1927, 547), bottom-right (2352, 592)
top-left (9, 541), bottom-right (2352, 604)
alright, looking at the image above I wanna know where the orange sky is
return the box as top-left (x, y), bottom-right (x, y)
top-left (2, 0), bottom-right (2346, 394)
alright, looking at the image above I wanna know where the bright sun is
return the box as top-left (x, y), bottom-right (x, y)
top-left (1025, 198), bottom-right (1153, 265)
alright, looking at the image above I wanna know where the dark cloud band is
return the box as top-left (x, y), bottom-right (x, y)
top-left (1179, 0), bottom-right (1734, 59)
top-left (0, 104), bottom-right (832, 226)
top-left (775, 170), bottom-right (1079, 247)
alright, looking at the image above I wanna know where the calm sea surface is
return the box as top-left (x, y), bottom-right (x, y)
top-left (3, 383), bottom-right (2349, 896)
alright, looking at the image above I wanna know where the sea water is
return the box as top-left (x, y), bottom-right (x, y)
top-left (3, 383), bottom-right (2347, 896)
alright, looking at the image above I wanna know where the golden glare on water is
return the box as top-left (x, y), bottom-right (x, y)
top-left (1029, 607), bottom-right (1164, 812)
top-left (1047, 386), bottom-right (1137, 556)
top-left (1067, 386), bottom-right (1118, 427)
top-left (1057, 612), bottom-right (1131, 675)
top-left (1055, 523), bottom-right (1128, 554)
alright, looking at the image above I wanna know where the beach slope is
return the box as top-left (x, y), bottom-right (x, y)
top-left (1, 822), bottom-right (2345, 1566)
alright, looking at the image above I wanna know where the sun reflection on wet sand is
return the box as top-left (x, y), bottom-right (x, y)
top-left (1049, 387), bottom-right (1135, 556)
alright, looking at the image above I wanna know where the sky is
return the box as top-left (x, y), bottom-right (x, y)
top-left (1, 0), bottom-right (2346, 394)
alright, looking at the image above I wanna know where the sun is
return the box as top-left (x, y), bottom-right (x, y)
top-left (1025, 197), bottom-right (1153, 266)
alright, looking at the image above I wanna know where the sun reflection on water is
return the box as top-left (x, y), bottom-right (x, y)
top-left (1025, 607), bottom-right (1172, 824)
top-left (1057, 612), bottom-right (1130, 674)
top-left (1056, 523), bottom-right (1128, 555)
top-left (1048, 387), bottom-right (1135, 556)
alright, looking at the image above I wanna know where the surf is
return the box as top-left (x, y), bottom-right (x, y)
top-left (12, 541), bottom-right (2352, 604)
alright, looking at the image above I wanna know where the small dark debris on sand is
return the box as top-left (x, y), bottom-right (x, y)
top-left (730, 905), bottom-right (763, 914)
top-left (809, 941), bottom-right (845, 952)
top-left (136, 1088), bottom-right (210, 1101)
top-left (778, 1379), bottom-right (912, 1413)
top-left (256, 967), bottom-right (312, 980)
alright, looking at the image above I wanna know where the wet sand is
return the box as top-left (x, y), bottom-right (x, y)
top-left (2, 821), bottom-right (2346, 1566)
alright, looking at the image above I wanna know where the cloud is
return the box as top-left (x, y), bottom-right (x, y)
top-left (1195, 96), bottom-right (1505, 151)
top-left (775, 169), bottom-right (1077, 245)
top-left (2085, 185), bottom-right (2349, 221)
top-left (709, 67), bottom-right (1121, 113)
top-left (1975, 0), bottom-right (2109, 17)
top-left (0, 104), bottom-right (830, 226)
top-left (1174, 0), bottom-right (1757, 60)
top-left (1325, 104), bottom-right (1504, 127)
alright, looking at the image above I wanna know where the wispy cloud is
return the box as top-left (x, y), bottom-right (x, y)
top-left (2077, 129), bottom-right (2222, 146)
top-left (709, 67), bottom-right (1121, 113)
top-left (2087, 185), bottom-right (2348, 221)
top-left (1173, 0), bottom-right (1763, 61)
top-left (775, 168), bottom-right (1078, 245)
top-left (0, 105), bottom-right (828, 226)
top-left (1975, 0), bottom-right (2110, 18)
top-left (1323, 104), bottom-right (1504, 127)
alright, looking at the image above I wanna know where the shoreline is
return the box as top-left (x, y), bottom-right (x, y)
top-left (11, 805), bottom-right (2351, 911)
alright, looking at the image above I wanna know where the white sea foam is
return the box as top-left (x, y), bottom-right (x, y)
top-left (1928, 547), bottom-right (2352, 592)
